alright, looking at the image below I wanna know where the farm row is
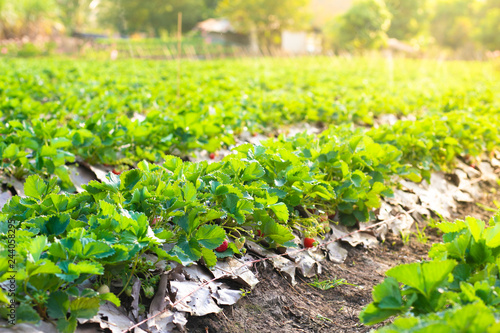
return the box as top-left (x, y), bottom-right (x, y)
top-left (1, 57), bottom-right (499, 190)
top-left (0, 57), bottom-right (499, 331)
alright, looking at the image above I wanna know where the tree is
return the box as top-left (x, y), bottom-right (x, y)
top-left (474, 0), bottom-right (500, 50)
top-left (328, 0), bottom-right (391, 51)
top-left (54, 0), bottom-right (93, 33)
top-left (216, 0), bottom-right (310, 51)
top-left (98, 0), bottom-right (207, 37)
top-left (385, 0), bottom-right (430, 41)
top-left (430, 0), bottom-right (476, 50)
top-left (0, 0), bottom-right (57, 38)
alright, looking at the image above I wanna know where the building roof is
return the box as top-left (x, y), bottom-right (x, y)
top-left (196, 19), bottom-right (234, 33)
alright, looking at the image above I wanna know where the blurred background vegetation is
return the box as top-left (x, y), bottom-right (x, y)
top-left (0, 0), bottom-right (499, 59)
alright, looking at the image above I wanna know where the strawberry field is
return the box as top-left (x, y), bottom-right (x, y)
top-left (1, 56), bottom-right (500, 332)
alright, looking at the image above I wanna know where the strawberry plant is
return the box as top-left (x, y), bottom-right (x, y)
top-left (360, 211), bottom-right (500, 331)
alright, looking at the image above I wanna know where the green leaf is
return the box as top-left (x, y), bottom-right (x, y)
top-left (467, 216), bottom-right (484, 243)
top-left (201, 247), bottom-right (217, 267)
top-left (339, 213), bottom-right (357, 226)
top-left (41, 145), bottom-right (57, 157)
top-left (57, 317), bottom-right (77, 333)
top-left (445, 302), bottom-right (495, 332)
top-left (16, 304), bottom-right (41, 323)
top-left (359, 303), bottom-right (402, 326)
top-left (353, 208), bottom-right (369, 223)
top-left (241, 162), bottom-right (265, 182)
top-left (27, 259), bottom-right (62, 276)
top-left (68, 261), bottom-right (104, 275)
top-left (268, 203), bottom-right (289, 222)
top-left (47, 291), bottom-right (69, 319)
top-left (484, 223), bottom-right (500, 248)
top-left (121, 169), bottom-right (142, 191)
top-left (373, 278), bottom-right (404, 309)
top-left (102, 173), bottom-right (121, 192)
top-left (99, 293), bottom-right (121, 307)
top-left (469, 241), bottom-right (493, 265)
top-left (195, 225), bottom-right (226, 250)
top-left (175, 211), bottom-right (201, 235)
top-left (24, 175), bottom-right (47, 200)
top-left (44, 214), bottom-right (71, 236)
top-left (262, 220), bottom-right (294, 244)
top-left (181, 181), bottom-right (197, 202)
top-left (437, 220), bottom-right (467, 234)
top-left (342, 188), bottom-right (359, 203)
top-left (48, 240), bottom-right (67, 259)
top-left (386, 260), bottom-right (457, 299)
top-left (3, 143), bottom-right (19, 159)
top-left (351, 172), bottom-right (364, 187)
top-left (70, 297), bottom-right (100, 319)
top-left (29, 236), bottom-right (47, 262)
top-left (82, 242), bottom-right (115, 259)
top-left (177, 235), bottom-right (202, 262)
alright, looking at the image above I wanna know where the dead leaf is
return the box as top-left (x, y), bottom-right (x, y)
top-left (0, 190), bottom-right (12, 211)
top-left (170, 281), bottom-right (222, 316)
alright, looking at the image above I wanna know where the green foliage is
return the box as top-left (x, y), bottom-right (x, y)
top-left (474, 7), bottom-right (500, 50)
top-left (217, 0), bottom-right (309, 33)
top-left (308, 276), bottom-right (357, 290)
top-left (0, 56), bottom-right (499, 333)
top-left (430, 0), bottom-right (476, 50)
top-left (385, 0), bottom-right (430, 41)
top-left (98, 0), bottom-right (208, 36)
top-left (0, 0), bottom-right (57, 39)
top-left (327, 0), bottom-right (392, 51)
top-left (1, 57), bottom-right (498, 190)
top-left (360, 211), bottom-right (500, 331)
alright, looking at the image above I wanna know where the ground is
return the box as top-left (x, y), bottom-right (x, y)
top-left (185, 186), bottom-right (500, 333)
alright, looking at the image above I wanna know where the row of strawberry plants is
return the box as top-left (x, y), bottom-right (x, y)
top-left (1, 107), bottom-right (499, 330)
top-left (1, 105), bottom-right (499, 194)
top-left (1, 57), bottom-right (498, 185)
top-left (6, 57), bottom-right (496, 129)
top-left (360, 211), bottom-right (500, 332)
top-left (0, 122), bottom-right (435, 329)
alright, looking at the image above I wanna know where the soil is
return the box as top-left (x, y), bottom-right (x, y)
top-left (185, 185), bottom-right (500, 333)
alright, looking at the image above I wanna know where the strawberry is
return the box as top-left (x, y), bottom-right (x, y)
top-left (215, 239), bottom-right (228, 252)
top-left (97, 284), bottom-right (110, 294)
top-left (152, 217), bottom-right (161, 226)
top-left (256, 230), bottom-right (265, 237)
top-left (209, 152), bottom-right (216, 160)
top-left (234, 237), bottom-right (246, 250)
top-left (252, 132), bottom-right (258, 137)
top-left (112, 169), bottom-right (121, 175)
top-left (143, 285), bottom-right (155, 298)
top-left (304, 237), bottom-right (317, 248)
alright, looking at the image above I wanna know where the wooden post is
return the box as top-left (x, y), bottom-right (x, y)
top-left (177, 12), bottom-right (182, 99)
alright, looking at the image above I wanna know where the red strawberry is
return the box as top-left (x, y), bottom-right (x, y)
top-left (112, 169), bottom-right (121, 175)
top-left (304, 237), bottom-right (317, 248)
top-left (215, 240), bottom-right (228, 252)
top-left (252, 132), bottom-right (258, 137)
top-left (256, 230), bottom-right (265, 237)
top-left (209, 153), bottom-right (216, 160)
